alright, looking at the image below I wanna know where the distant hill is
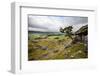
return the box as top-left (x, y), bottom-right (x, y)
top-left (28, 31), bottom-right (62, 35)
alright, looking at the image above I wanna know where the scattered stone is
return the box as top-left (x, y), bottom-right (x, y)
top-left (70, 55), bottom-right (74, 58)
top-left (42, 36), bottom-right (48, 39)
top-left (32, 40), bottom-right (38, 43)
top-left (64, 45), bottom-right (70, 49)
top-left (33, 46), bottom-right (39, 49)
top-left (78, 50), bottom-right (82, 53)
top-left (32, 44), bottom-right (34, 46)
top-left (41, 46), bottom-right (48, 50)
top-left (67, 50), bottom-right (71, 53)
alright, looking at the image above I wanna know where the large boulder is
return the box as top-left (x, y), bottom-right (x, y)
top-left (75, 25), bottom-right (88, 36)
top-left (72, 25), bottom-right (88, 43)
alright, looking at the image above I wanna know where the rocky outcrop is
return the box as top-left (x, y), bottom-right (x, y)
top-left (75, 25), bottom-right (88, 36)
top-left (72, 25), bottom-right (88, 44)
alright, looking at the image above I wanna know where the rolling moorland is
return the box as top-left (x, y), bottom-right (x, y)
top-left (28, 25), bottom-right (88, 61)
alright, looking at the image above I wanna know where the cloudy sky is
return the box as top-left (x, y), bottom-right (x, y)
top-left (28, 15), bottom-right (88, 32)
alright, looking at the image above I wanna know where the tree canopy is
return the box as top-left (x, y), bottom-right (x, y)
top-left (60, 26), bottom-right (73, 39)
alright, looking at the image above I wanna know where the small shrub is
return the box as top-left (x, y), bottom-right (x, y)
top-left (54, 37), bottom-right (59, 39)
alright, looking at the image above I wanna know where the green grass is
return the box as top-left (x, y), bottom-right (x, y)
top-left (65, 43), bottom-right (87, 58)
top-left (28, 33), bottom-right (88, 61)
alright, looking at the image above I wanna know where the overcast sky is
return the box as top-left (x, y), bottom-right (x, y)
top-left (28, 15), bottom-right (88, 32)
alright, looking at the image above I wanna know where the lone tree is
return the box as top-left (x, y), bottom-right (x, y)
top-left (60, 26), bottom-right (73, 40)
